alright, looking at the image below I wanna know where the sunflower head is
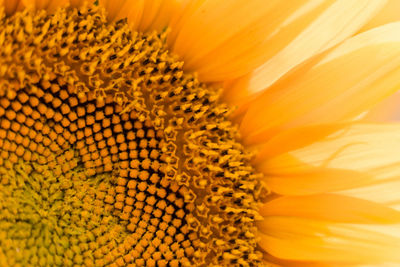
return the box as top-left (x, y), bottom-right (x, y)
top-left (2, 1), bottom-right (400, 267)
top-left (0, 3), bottom-right (264, 266)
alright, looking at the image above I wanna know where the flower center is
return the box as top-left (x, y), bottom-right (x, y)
top-left (0, 5), bottom-right (263, 266)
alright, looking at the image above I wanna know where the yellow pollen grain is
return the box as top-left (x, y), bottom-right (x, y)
top-left (0, 4), bottom-right (264, 267)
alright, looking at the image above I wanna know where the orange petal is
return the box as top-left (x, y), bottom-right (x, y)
top-left (3, 0), bottom-right (21, 15)
top-left (171, 0), bottom-right (331, 82)
top-left (339, 179), bottom-right (400, 210)
top-left (260, 194), bottom-right (400, 224)
top-left (146, 0), bottom-right (183, 32)
top-left (45, 0), bottom-right (70, 12)
top-left (100, 0), bottom-right (182, 32)
top-left (18, 0), bottom-right (69, 12)
top-left (240, 22), bottom-right (400, 144)
top-left (171, 0), bottom-right (385, 82)
top-left (359, 0), bottom-right (400, 33)
top-left (256, 123), bottom-right (400, 195)
top-left (136, 0), bottom-right (163, 31)
top-left (99, 0), bottom-right (126, 21)
top-left (228, 0), bottom-right (386, 98)
top-left (113, 0), bottom-right (145, 30)
top-left (69, 0), bottom-right (81, 8)
top-left (258, 216), bottom-right (400, 263)
top-left (363, 91), bottom-right (400, 122)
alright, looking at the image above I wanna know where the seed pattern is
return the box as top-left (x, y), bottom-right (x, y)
top-left (0, 4), bottom-right (264, 267)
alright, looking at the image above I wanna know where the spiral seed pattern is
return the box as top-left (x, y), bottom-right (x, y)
top-left (0, 5), bottom-right (264, 266)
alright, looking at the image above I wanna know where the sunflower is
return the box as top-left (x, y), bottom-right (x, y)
top-left (0, 0), bottom-right (400, 266)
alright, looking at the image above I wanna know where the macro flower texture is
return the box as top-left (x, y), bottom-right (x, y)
top-left (1, 0), bottom-right (400, 266)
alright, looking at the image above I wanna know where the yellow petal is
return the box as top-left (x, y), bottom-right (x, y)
top-left (260, 194), bottom-right (400, 224)
top-left (258, 216), bottom-right (400, 263)
top-left (172, 0), bottom-right (359, 82)
top-left (69, 0), bottom-right (81, 8)
top-left (100, 0), bottom-right (182, 32)
top-left (136, 0), bottom-right (163, 31)
top-left (363, 91), bottom-right (400, 122)
top-left (3, 0), bottom-right (24, 15)
top-left (18, 0), bottom-right (69, 12)
top-left (99, 0), bottom-right (126, 21)
top-left (359, 0), bottom-right (400, 32)
top-left (256, 124), bottom-right (400, 195)
top-left (240, 22), bottom-right (400, 144)
top-left (113, 0), bottom-right (145, 29)
top-left (45, 0), bottom-right (70, 12)
top-left (339, 179), bottom-right (400, 211)
top-left (3, 0), bottom-right (18, 15)
top-left (263, 254), bottom-right (366, 267)
top-left (228, 0), bottom-right (386, 99)
top-left (146, 0), bottom-right (183, 32)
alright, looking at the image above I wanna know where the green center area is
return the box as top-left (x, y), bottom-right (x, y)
top-left (0, 154), bottom-right (124, 266)
top-left (0, 4), bottom-right (264, 267)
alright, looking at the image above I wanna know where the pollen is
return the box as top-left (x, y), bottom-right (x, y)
top-left (0, 4), bottom-right (264, 267)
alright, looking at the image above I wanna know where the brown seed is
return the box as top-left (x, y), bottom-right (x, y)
top-left (34, 133), bottom-right (43, 143)
top-left (9, 153), bottom-right (18, 163)
top-left (103, 128), bottom-right (112, 138)
top-left (114, 124), bottom-right (123, 133)
top-left (45, 108), bottom-right (55, 119)
top-left (42, 137), bottom-right (51, 147)
top-left (68, 112), bottom-right (77, 121)
top-left (42, 125), bottom-right (50, 135)
top-left (25, 117), bottom-right (34, 127)
top-left (34, 121), bottom-right (43, 131)
top-left (59, 90), bottom-right (69, 100)
top-left (95, 111), bottom-right (104, 121)
top-left (84, 127), bottom-right (92, 137)
top-left (0, 98), bottom-right (10, 108)
top-left (61, 117), bottom-right (70, 127)
top-left (29, 96), bottom-right (39, 107)
top-left (116, 134), bottom-right (125, 144)
top-left (77, 106), bottom-right (85, 117)
top-left (16, 113), bottom-right (26, 124)
top-left (49, 131), bottom-right (57, 141)
top-left (77, 118), bottom-right (86, 128)
top-left (69, 122), bottom-right (78, 132)
top-left (69, 97), bottom-right (78, 107)
top-left (22, 136), bottom-right (30, 148)
top-left (49, 142), bottom-right (59, 152)
top-left (44, 93), bottom-right (53, 103)
top-left (37, 103), bottom-right (47, 114)
top-left (98, 140), bottom-right (106, 149)
top-left (86, 136), bottom-right (94, 145)
top-left (92, 123), bottom-right (101, 133)
top-left (31, 110), bottom-right (40, 120)
top-left (1, 119), bottom-right (11, 129)
top-left (50, 83), bottom-right (60, 94)
top-left (61, 103), bottom-right (70, 114)
top-left (52, 97), bottom-right (62, 108)
top-left (54, 112), bottom-right (63, 122)
top-left (102, 118), bottom-right (111, 128)
top-left (86, 115), bottom-right (95, 125)
top-left (87, 103), bottom-right (96, 113)
top-left (23, 150), bottom-right (32, 161)
top-left (9, 142), bottom-right (17, 152)
top-left (10, 121), bottom-right (21, 132)
top-left (5, 110), bottom-right (16, 120)
top-left (11, 101), bottom-right (22, 111)
top-left (104, 106), bottom-right (113, 116)
top-left (88, 143), bottom-right (97, 153)
top-left (15, 145), bottom-right (24, 157)
top-left (17, 92), bottom-right (29, 103)
top-left (94, 132), bottom-right (103, 142)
